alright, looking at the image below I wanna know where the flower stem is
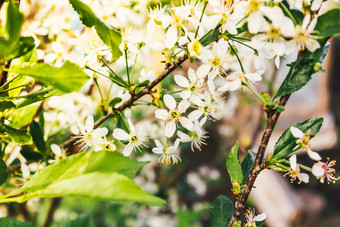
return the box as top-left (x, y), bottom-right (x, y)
top-left (279, 2), bottom-right (298, 25)
top-left (228, 41), bottom-right (245, 73)
top-left (124, 48), bottom-right (130, 86)
top-left (243, 82), bottom-right (267, 105)
top-left (194, 1), bottom-right (208, 38)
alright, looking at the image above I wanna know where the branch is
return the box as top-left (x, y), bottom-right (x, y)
top-left (61, 54), bottom-right (188, 150)
top-left (43, 197), bottom-right (62, 227)
top-left (229, 94), bottom-right (290, 226)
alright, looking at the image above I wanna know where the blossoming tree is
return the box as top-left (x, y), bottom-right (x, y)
top-left (0, 0), bottom-right (339, 226)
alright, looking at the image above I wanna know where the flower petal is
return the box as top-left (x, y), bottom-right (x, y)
top-left (155, 109), bottom-right (169, 120)
top-left (290, 127), bottom-right (304, 138)
top-left (175, 75), bottom-right (190, 88)
top-left (164, 94), bottom-right (177, 110)
top-left (85, 115), bottom-right (94, 132)
top-left (93, 127), bottom-right (108, 138)
top-left (112, 128), bottom-right (130, 140)
top-left (179, 117), bottom-right (193, 130)
top-left (289, 154), bottom-right (297, 170)
top-left (189, 110), bottom-right (203, 121)
top-left (307, 148), bottom-right (321, 161)
top-left (123, 144), bottom-right (134, 156)
top-left (178, 100), bottom-right (190, 113)
top-left (312, 164), bottom-right (324, 177)
top-left (253, 212), bottom-right (266, 222)
top-left (165, 120), bottom-right (176, 137)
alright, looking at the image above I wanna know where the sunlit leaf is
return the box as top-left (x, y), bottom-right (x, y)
top-left (69, 0), bottom-right (122, 60)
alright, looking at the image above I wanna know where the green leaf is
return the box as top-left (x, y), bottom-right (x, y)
top-left (271, 117), bottom-right (323, 161)
top-left (2, 37), bottom-right (35, 62)
top-left (315, 8), bottom-right (340, 38)
top-left (69, 0), bottom-right (122, 60)
top-left (67, 214), bottom-right (91, 227)
top-left (27, 172), bottom-right (165, 206)
top-left (260, 92), bottom-right (271, 104)
top-left (114, 113), bottom-right (129, 133)
top-left (109, 97), bottom-right (122, 108)
top-left (241, 150), bottom-right (256, 185)
top-left (0, 101), bottom-right (15, 111)
top-left (0, 217), bottom-right (31, 227)
top-left (199, 29), bottom-right (220, 46)
top-left (20, 147), bottom-right (43, 162)
top-left (0, 159), bottom-right (8, 185)
top-left (14, 61), bottom-right (90, 93)
top-left (8, 103), bottom-right (40, 128)
top-left (29, 120), bottom-right (46, 153)
top-left (6, 1), bottom-right (23, 43)
top-left (0, 122), bottom-right (32, 145)
top-left (274, 59), bottom-right (316, 99)
top-left (16, 89), bottom-right (62, 109)
top-left (210, 195), bottom-right (234, 227)
top-left (226, 141), bottom-right (243, 184)
top-left (15, 151), bottom-right (164, 206)
top-left (256, 219), bottom-right (266, 227)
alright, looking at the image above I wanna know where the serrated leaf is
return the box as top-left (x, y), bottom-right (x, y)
top-left (29, 120), bottom-right (46, 153)
top-left (274, 59), bottom-right (316, 99)
top-left (226, 141), bottom-right (243, 184)
top-left (0, 122), bottom-right (32, 145)
top-left (0, 101), bottom-right (15, 111)
top-left (271, 117), bottom-right (323, 161)
top-left (315, 8), bottom-right (340, 38)
top-left (0, 217), bottom-right (31, 227)
top-left (13, 61), bottom-right (90, 93)
top-left (0, 159), bottom-right (8, 185)
top-left (199, 29), bottom-right (220, 46)
top-left (69, 0), bottom-right (122, 60)
top-left (210, 195), bottom-right (234, 227)
top-left (241, 150), bottom-right (256, 185)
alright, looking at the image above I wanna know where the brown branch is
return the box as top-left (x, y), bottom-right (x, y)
top-left (42, 197), bottom-right (61, 227)
top-left (61, 54), bottom-right (188, 150)
top-left (229, 94), bottom-right (290, 226)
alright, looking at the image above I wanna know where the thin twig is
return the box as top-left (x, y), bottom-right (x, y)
top-left (61, 54), bottom-right (188, 150)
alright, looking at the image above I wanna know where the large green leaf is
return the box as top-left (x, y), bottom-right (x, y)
top-left (0, 122), bottom-right (32, 145)
top-left (69, 0), bottom-right (122, 60)
top-left (274, 58), bottom-right (316, 99)
top-left (2, 37), bottom-right (35, 62)
top-left (25, 172), bottom-right (165, 206)
top-left (13, 151), bottom-right (164, 205)
top-left (315, 8), bottom-right (340, 38)
top-left (210, 195), bottom-right (234, 227)
top-left (241, 150), bottom-right (256, 185)
top-left (8, 103), bottom-right (40, 128)
top-left (23, 151), bottom-right (146, 191)
top-left (13, 61), bottom-right (90, 93)
top-left (0, 101), bottom-right (16, 111)
top-left (226, 141), bottom-right (243, 184)
top-left (270, 117), bottom-right (323, 161)
top-left (0, 217), bottom-right (31, 227)
top-left (6, 0), bottom-right (23, 43)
